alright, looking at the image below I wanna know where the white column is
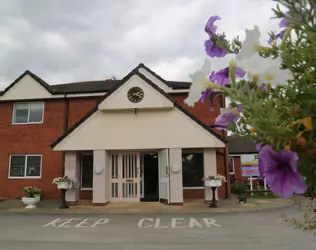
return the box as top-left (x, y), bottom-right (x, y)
top-left (169, 148), bottom-right (183, 204)
top-left (65, 152), bottom-right (80, 202)
top-left (203, 148), bottom-right (218, 201)
top-left (92, 150), bottom-right (109, 205)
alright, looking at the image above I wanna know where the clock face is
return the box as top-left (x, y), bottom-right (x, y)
top-left (127, 86), bottom-right (144, 103)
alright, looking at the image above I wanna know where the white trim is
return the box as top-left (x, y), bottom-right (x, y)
top-left (12, 102), bottom-right (45, 125)
top-left (8, 154), bottom-right (42, 179)
top-left (229, 157), bottom-right (235, 174)
top-left (183, 187), bottom-right (204, 190)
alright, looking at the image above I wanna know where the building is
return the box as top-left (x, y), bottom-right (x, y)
top-left (228, 136), bottom-right (258, 183)
top-left (0, 63), bottom-right (230, 205)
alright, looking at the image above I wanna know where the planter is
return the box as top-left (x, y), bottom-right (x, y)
top-left (57, 182), bottom-right (70, 189)
top-left (205, 179), bottom-right (222, 187)
top-left (21, 197), bottom-right (40, 209)
top-left (238, 195), bottom-right (248, 204)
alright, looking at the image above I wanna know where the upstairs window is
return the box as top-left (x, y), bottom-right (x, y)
top-left (13, 102), bottom-right (44, 124)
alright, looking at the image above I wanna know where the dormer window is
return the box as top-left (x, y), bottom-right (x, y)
top-left (12, 102), bottom-right (44, 124)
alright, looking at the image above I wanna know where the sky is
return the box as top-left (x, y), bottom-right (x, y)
top-left (0, 0), bottom-right (282, 89)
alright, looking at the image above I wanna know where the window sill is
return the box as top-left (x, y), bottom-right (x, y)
top-left (80, 188), bottom-right (93, 191)
top-left (11, 122), bottom-right (44, 125)
top-left (8, 177), bottom-right (41, 179)
top-left (183, 187), bottom-right (204, 190)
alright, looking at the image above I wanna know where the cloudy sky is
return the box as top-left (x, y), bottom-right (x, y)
top-left (0, 0), bottom-right (282, 89)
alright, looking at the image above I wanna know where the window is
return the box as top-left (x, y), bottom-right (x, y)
top-left (13, 102), bottom-right (44, 124)
top-left (182, 152), bottom-right (204, 188)
top-left (9, 155), bottom-right (42, 178)
top-left (229, 157), bottom-right (235, 174)
top-left (81, 154), bottom-right (93, 189)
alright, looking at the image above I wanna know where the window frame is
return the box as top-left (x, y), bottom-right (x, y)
top-left (182, 150), bottom-right (204, 189)
top-left (8, 154), bottom-right (42, 179)
top-left (80, 153), bottom-right (93, 190)
top-left (229, 157), bottom-right (235, 174)
top-left (12, 102), bottom-right (45, 125)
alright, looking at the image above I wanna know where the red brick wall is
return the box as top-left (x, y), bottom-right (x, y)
top-left (0, 100), bottom-right (65, 198)
top-left (232, 156), bottom-right (247, 182)
top-left (0, 97), bottom-right (100, 199)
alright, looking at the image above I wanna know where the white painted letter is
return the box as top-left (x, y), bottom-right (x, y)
top-left (137, 218), bottom-right (153, 228)
top-left (154, 218), bottom-right (168, 229)
top-left (58, 218), bottom-right (75, 227)
top-left (189, 218), bottom-right (203, 228)
top-left (171, 218), bottom-right (186, 228)
top-left (91, 218), bottom-right (109, 227)
top-left (203, 218), bottom-right (221, 227)
top-left (43, 218), bottom-right (69, 227)
top-left (75, 219), bottom-right (90, 228)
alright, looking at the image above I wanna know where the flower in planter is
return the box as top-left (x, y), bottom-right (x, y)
top-left (202, 174), bottom-right (227, 182)
top-left (52, 176), bottom-right (72, 185)
top-left (22, 186), bottom-right (41, 198)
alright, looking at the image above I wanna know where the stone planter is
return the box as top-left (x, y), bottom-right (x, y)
top-left (205, 179), bottom-right (222, 187)
top-left (21, 197), bottom-right (40, 209)
top-left (57, 182), bottom-right (70, 189)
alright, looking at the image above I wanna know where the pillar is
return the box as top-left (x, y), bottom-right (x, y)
top-left (92, 150), bottom-right (109, 205)
top-left (203, 148), bottom-right (218, 201)
top-left (65, 152), bottom-right (80, 202)
top-left (169, 148), bottom-right (183, 205)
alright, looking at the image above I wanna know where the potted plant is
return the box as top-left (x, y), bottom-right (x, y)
top-left (21, 186), bottom-right (41, 209)
top-left (231, 182), bottom-right (248, 204)
top-left (203, 174), bottom-right (227, 187)
top-left (52, 176), bottom-right (72, 189)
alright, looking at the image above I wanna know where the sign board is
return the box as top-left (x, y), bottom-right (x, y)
top-left (241, 154), bottom-right (260, 177)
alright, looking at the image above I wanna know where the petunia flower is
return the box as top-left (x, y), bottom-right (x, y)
top-left (204, 40), bottom-right (228, 58)
top-left (280, 11), bottom-right (290, 28)
top-left (258, 145), bottom-right (307, 198)
top-left (268, 30), bottom-right (286, 44)
top-left (210, 67), bottom-right (246, 86)
top-left (236, 25), bottom-right (262, 62)
top-left (214, 109), bottom-right (241, 130)
top-left (238, 53), bottom-right (293, 87)
top-left (184, 59), bottom-right (212, 107)
top-left (205, 16), bottom-right (221, 37)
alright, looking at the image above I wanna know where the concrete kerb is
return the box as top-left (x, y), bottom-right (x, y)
top-left (0, 199), bottom-right (294, 216)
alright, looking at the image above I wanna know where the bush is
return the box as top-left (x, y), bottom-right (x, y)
top-left (231, 182), bottom-right (248, 195)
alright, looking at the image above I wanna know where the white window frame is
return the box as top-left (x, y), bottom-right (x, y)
top-left (8, 154), bottom-right (42, 179)
top-left (12, 102), bottom-right (45, 125)
top-left (80, 153), bottom-right (93, 190)
top-left (229, 157), bottom-right (235, 174)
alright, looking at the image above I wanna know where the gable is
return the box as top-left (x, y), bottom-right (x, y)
top-left (98, 73), bottom-right (174, 110)
top-left (0, 72), bottom-right (52, 101)
top-left (137, 66), bottom-right (171, 92)
top-left (53, 107), bottom-right (225, 151)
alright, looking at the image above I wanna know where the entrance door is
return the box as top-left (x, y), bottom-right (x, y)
top-left (110, 153), bottom-right (140, 202)
top-left (158, 149), bottom-right (170, 204)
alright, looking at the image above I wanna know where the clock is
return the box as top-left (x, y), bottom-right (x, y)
top-left (127, 86), bottom-right (144, 103)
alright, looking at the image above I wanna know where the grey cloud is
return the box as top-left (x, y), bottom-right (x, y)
top-left (0, 0), bottom-right (281, 88)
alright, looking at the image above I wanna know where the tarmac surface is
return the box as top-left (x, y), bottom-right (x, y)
top-left (0, 205), bottom-right (315, 250)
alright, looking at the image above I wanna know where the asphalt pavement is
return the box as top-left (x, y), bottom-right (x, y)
top-left (0, 205), bottom-right (314, 250)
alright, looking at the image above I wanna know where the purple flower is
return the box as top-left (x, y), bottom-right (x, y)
top-left (204, 40), bottom-right (228, 58)
top-left (205, 16), bottom-right (221, 37)
top-left (210, 67), bottom-right (246, 86)
top-left (259, 84), bottom-right (266, 91)
top-left (268, 30), bottom-right (286, 43)
top-left (214, 112), bottom-right (240, 130)
top-left (280, 11), bottom-right (290, 28)
top-left (201, 88), bottom-right (212, 103)
top-left (256, 143), bottom-right (262, 151)
top-left (258, 145), bottom-right (307, 198)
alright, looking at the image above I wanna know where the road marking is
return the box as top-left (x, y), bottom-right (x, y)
top-left (137, 218), bottom-right (221, 229)
top-left (43, 218), bottom-right (110, 228)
